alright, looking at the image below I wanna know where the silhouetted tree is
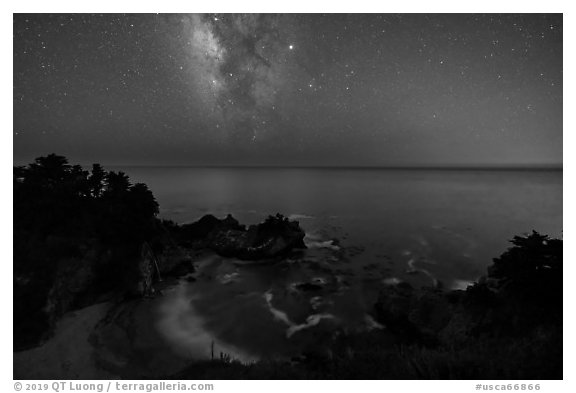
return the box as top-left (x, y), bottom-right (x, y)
top-left (88, 163), bottom-right (106, 198)
top-left (127, 183), bottom-right (159, 218)
top-left (489, 231), bottom-right (562, 282)
top-left (28, 153), bottom-right (71, 184)
top-left (104, 171), bottom-right (131, 197)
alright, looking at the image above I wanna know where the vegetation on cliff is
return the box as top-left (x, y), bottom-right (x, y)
top-left (14, 154), bottom-right (161, 350)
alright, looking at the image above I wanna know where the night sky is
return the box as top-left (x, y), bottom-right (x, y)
top-left (13, 14), bottom-right (562, 167)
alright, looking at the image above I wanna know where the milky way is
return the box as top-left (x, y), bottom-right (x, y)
top-left (184, 14), bottom-right (293, 144)
top-left (13, 14), bottom-right (562, 166)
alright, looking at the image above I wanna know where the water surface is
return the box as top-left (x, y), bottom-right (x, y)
top-left (121, 167), bottom-right (562, 361)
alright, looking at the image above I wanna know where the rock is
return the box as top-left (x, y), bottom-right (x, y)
top-left (167, 260), bottom-right (195, 277)
top-left (136, 243), bottom-right (157, 297)
top-left (180, 214), bottom-right (244, 240)
top-left (179, 213), bottom-right (307, 260)
top-left (208, 229), bottom-right (251, 258)
top-left (135, 241), bottom-right (197, 293)
top-left (43, 240), bottom-right (119, 323)
top-left (294, 282), bottom-right (323, 292)
top-left (45, 247), bottom-right (102, 324)
top-left (372, 282), bottom-right (446, 345)
top-left (408, 288), bottom-right (454, 335)
top-left (154, 241), bottom-right (196, 278)
top-left (156, 243), bottom-right (190, 274)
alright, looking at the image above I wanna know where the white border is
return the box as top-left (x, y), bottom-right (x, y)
top-left (3, 1), bottom-right (572, 390)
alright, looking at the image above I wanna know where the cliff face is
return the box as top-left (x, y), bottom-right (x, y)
top-left (14, 237), bottom-right (180, 351)
top-left (44, 241), bottom-right (112, 323)
top-left (14, 237), bottom-right (118, 351)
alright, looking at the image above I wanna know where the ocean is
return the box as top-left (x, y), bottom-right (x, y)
top-left (120, 167), bottom-right (562, 361)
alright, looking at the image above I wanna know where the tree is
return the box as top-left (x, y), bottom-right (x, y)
top-left (489, 231), bottom-right (562, 283)
top-left (88, 163), bottom-right (106, 198)
top-left (28, 154), bottom-right (71, 186)
top-left (127, 183), bottom-right (159, 218)
top-left (104, 171), bottom-right (131, 197)
top-left (13, 154), bottom-right (165, 349)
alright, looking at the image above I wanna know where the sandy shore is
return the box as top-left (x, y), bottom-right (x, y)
top-left (14, 302), bottom-right (115, 379)
top-left (13, 275), bottom-right (253, 379)
top-left (14, 279), bottom-right (189, 379)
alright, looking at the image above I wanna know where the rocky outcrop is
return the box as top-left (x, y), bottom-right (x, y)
top-left (373, 232), bottom-right (563, 348)
top-left (177, 213), bottom-right (306, 260)
top-left (179, 214), bottom-right (244, 245)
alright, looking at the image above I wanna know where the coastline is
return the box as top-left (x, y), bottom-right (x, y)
top-left (13, 157), bottom-right (563, 379)
top-left (14, 229), bottom-right (563, 379)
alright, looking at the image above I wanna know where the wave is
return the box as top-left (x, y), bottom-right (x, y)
top-left (304, 233), bottom-right (340, 250)
top-left (263, 290), bottom-right (335, 338)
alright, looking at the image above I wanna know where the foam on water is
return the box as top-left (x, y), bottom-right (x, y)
top-left (450, 279), bottom-right (475, 290)
top-left (263, 290), bottom-right (335, 338)
top-left (304, 233), bottom-right (340, 250)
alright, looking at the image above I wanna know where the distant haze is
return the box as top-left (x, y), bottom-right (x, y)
top-left (14, 14), bottom-right (562, 167)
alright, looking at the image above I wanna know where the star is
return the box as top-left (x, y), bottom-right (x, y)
top-left (12, 14), bottom-right (562, 167)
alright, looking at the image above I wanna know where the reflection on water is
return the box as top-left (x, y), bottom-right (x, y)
top-left (124, 168), bottom-right (561, 361)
